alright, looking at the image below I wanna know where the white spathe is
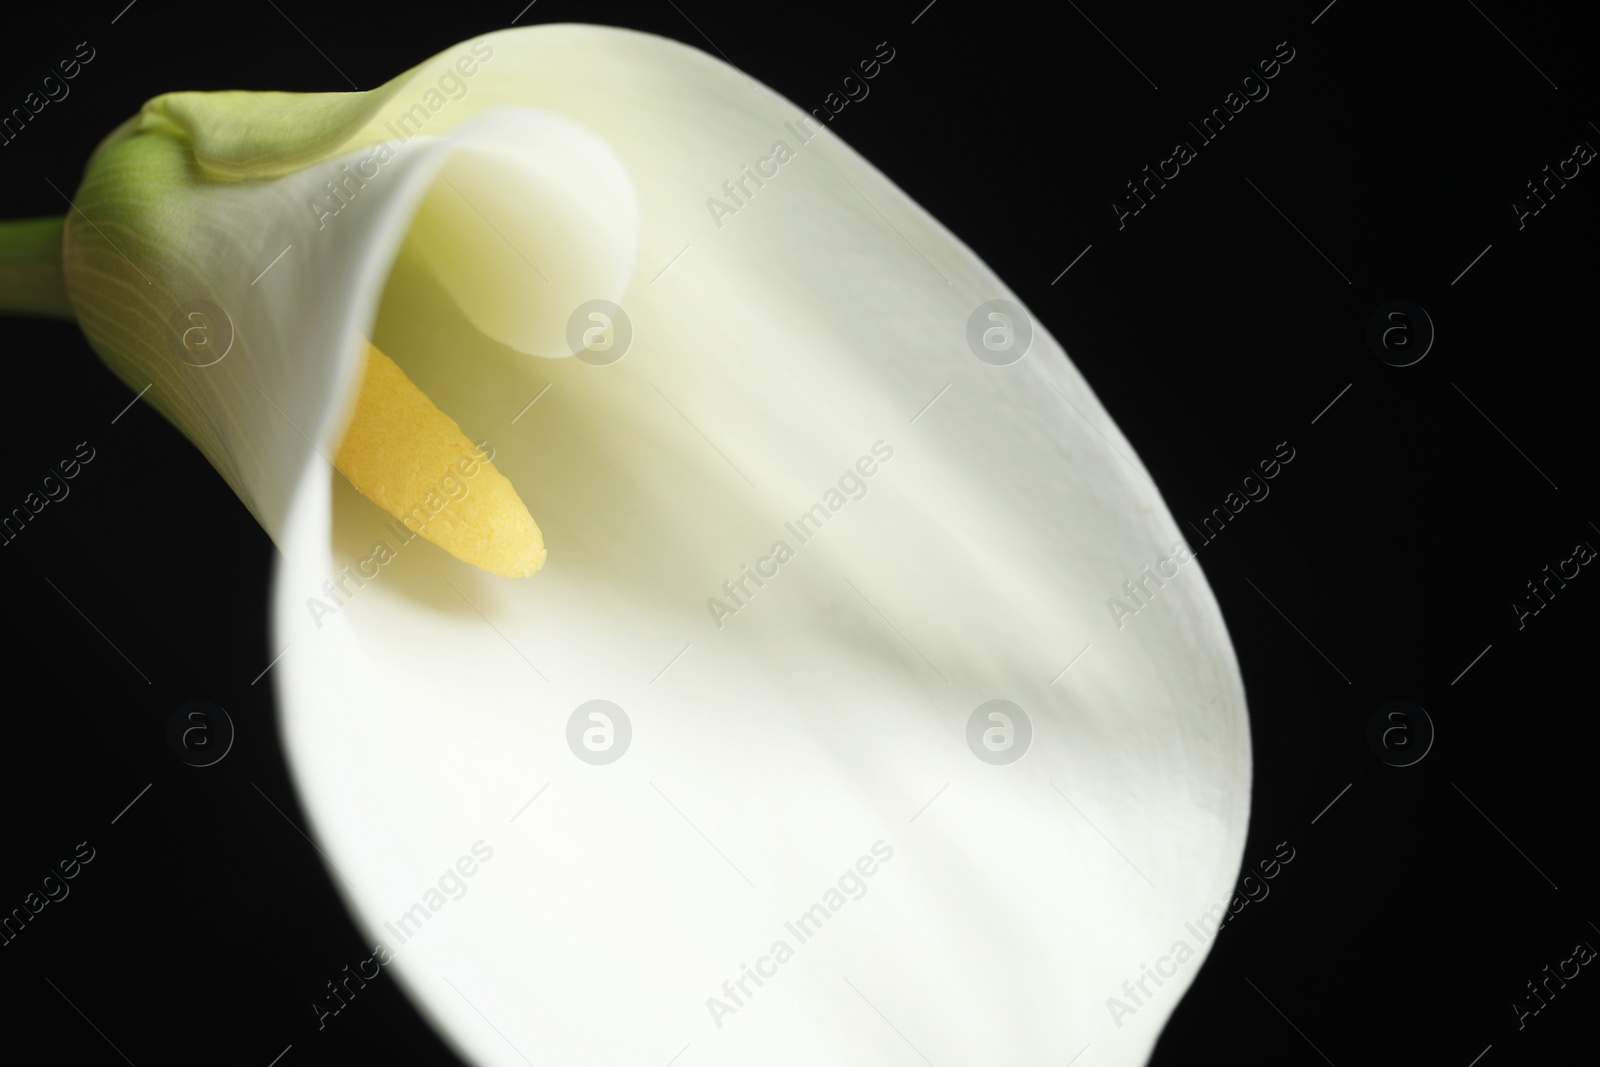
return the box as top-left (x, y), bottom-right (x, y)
top-left (72, 23), bottom-right (1250, 1067)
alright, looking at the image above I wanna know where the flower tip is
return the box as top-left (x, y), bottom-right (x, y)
top-left (336, 341), bottom-right (548, 580)
top-left (490, 537), bottom-right (547, 580)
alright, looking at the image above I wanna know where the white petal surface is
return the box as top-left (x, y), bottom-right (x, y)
top-left (83, 24), bottom-right (1251, 1067)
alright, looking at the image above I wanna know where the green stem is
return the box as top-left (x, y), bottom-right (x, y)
top-left (0, 215), bottom-right (74, 321)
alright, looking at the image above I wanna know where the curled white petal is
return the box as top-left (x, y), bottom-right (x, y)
top-left (86, 24), bottom-right (1254, 1067)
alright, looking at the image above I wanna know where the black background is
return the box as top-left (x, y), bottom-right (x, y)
top-left (0, 2), bottom-right (1593, 1065)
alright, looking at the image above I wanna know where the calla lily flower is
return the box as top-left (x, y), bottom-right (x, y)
top-left (4, 23), bottom-right (1250, 1067)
